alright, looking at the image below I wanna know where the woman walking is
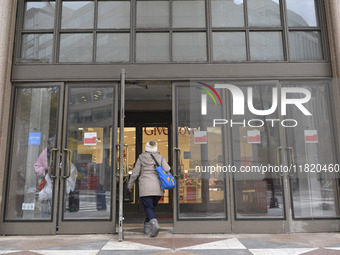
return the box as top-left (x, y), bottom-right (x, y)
top-left (128, 140), bottom-right (171, 237)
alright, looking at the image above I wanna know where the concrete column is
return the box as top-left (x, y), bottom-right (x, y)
top-left (325, 1), bottom-right (340, 221)
top-left (325, 0), bottom-right (340, 78)
top-left (0, 0), bottom-right (18, 215)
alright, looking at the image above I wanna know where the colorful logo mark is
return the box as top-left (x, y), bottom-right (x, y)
top-left (196, 82), bottom-right (222, 115)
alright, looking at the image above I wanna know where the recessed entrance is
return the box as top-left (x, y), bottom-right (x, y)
top-left (122, 82), bottom-right (173, 224)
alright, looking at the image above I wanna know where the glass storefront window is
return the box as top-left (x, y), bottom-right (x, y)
top-left (59, 33), bottom-right (93, 63)
top-left (173, 33), bottom-right (207, 62)
top-left (21, 34), bottom-right (53, 63)
top-left (289, 31), bottom-right (323, 61)
top-left (24, 1), bottom-right (55, 30)
top-left (61, 1), bottom-right (94, 29)
top-left (247, 0), bottom-right (281, 27)
top-left (98, 1), bottom-right (130, 29)
top-left (172, 0), bottom-right (206, 28)
top-left (136, 1), bottom-right (169, 28)
top-left (136, 33), bottom-right (170, 62)
top-left (213, 32), bottom-right (246, 62)
top-left (96, 33), bottom-right (130, 63)
top-left (211, 0), bottom-right (244, 27)
top-left (249, 32), bottom-right (284, 61)
top-left (286, 0), bottom-right (318, 27)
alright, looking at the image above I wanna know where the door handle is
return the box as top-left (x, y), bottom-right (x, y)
top-left (286, 147), bottom-right (296, 177)
top-left (173, 147), bottom-right (182, 178)
top-left (116, 144), bottom-right (120, 177)
top-left (48, 148), bottom-right (59, 178)
top-left (275, 147), bottom-right (285, 177)
top-left (124, 144), bottom-right (129, 177)
top-left (62, 148), bottom-right (72, 179)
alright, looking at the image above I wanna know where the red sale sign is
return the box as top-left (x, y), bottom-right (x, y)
top-left (304, 130), bottom-right (318, 143)
top-left (84, 132), bottom-right (97, 145)
top-left (247, 130), bottom-right (261, 144)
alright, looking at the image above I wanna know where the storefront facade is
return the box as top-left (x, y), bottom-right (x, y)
top-left (0, 0), bottom-right (340, 235)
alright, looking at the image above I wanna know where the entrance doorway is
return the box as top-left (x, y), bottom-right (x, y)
top-left (121, 119), bottom-right (173, 223)
top-left (121, 82), bottom-right (173, 224)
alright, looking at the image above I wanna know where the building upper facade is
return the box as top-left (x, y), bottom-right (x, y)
top-left (11, 0), bottom-right (331, 81)
top-left (17, 0), bottom-right (326, 64)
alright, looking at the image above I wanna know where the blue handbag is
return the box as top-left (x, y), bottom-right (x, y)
top-left (150, 154), bottom-right (176, 190)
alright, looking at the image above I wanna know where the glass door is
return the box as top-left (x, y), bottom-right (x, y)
top-left (228, 81), bottom-right (289, 233)
top-left (172, 83), bottom-right (231, 233)
top-left (283, 81), bottom-right (340, 232)
top-left (2, 85), bottom-right (63, 234)
top-left (1, 83), bottom-right (118, 234)
top-left (58, 85), bottom-right (118, 234)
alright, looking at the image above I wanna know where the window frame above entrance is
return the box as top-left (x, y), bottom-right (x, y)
top-left (14, 0), bottom-right (329, 65)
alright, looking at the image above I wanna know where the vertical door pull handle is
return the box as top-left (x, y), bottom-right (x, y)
top-left (173, 147), bottom-right (182, 177)
top-left (62, 148), bottom-right (72, 179)
top-left (49, 148), bottom-right (59, 178)
top-left (275, 147), bottom-right (285, 177)
top-left (286, 147), bottom-right (296, 177)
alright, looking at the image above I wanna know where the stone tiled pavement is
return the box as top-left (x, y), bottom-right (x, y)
top-left (0, 226), bottom-right (340, 255)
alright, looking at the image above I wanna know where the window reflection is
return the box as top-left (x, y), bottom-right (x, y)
top-left (172, 0), bottom-right (205, 28)
top-left (137, 1), bottom-right (169, 28)
top-left (24, 1), bottom-right (55, 29)
top-left (136, 33), bottom-right (170, 62)
top-left (289, 32), bottom-right (323, 61)
top-left (247, 0), bottom-right (281, 27)
top-left (98, 1), bottom-right (130, 29)
top-left (286, 0), bottom-right (318, 27)
top-left (213, 32), bottom-right (246, 62)
top-left (62, 1), bottom-right (94, 29)
top-left (97, 33), bottom-right (130, 63)
top-left (173, 33), bottom-right (207, 62)
top-left (211, 0), bottom-right (244, 27)
top-left (59, 33), bottom-right (93, 63)
top-left (250, 32), bottom-right (284, 61)
top-left (21, 34), bottom-right (53, 63)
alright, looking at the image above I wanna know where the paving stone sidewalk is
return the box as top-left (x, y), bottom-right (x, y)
top-left (0, 226), bottom-right (340, 255)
